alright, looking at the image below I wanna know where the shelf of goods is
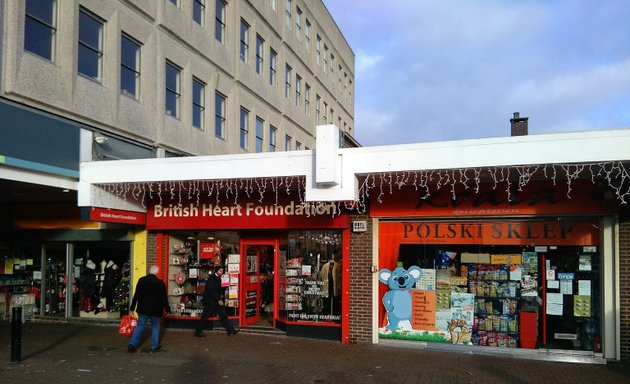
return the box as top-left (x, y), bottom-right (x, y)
top-left (468, 265), bottom-right (520, 348)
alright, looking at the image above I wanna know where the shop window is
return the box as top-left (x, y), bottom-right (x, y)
top-left (378, 220), bottom-right (601, 352)
top-left (166, 231), bottom-right (240, 318)
top-left (277, 230), bottom-right (342, 324)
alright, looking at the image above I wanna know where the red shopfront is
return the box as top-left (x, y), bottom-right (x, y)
top-left (147, 194), bottom-right (350, 342)
top-left (372, 180), bottom-right (616, 353)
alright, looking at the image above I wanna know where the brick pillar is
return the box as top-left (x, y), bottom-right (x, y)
top-left (620, 216), bottom-right (630, 360)
top-left (348, 214), bottom-right (374, 343)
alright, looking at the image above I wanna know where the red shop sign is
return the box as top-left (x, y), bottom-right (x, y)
top-left (146, 195), bottom-right (347, 230)
top-left (371, 180), bottom-right (617, 218)
top-left (380, 220), bottom-right (600, 246)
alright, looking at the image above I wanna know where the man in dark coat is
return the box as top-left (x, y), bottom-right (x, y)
top-left (128, 265), bottom-right (169, 353)
top-left (194, 266), bottom-right (238, 337)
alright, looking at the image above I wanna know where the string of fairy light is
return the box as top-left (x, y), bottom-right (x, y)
top-left (96, 161), bottom-right (630, 216)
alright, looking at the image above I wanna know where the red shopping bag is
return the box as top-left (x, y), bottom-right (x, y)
top-left (118, 313), bottom-right (137, 337)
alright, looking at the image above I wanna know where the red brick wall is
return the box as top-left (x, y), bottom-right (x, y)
top-left (620, 217), bottom-right (630, 360)
top-left (348, 215), bottom-right (374, 343)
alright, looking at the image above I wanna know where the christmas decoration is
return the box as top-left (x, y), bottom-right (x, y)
top-left (112, 262), bottom-right (131, 315)
top-left (94, 161), bottom-right (630, 214)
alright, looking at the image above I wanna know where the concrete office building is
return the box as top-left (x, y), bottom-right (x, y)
top-left (0, 0), bottom-right (354, 322)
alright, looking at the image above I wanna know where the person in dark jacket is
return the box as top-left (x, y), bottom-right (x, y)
top-left (194, 267), bottom-right (238, 337)
top-left (128, 265), bottom-right (169, 353)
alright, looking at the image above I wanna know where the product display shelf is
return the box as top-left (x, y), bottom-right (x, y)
top-left (468, 267), bottom-right (520, 347)
top-left (283, 267), bottom-right (303, 311)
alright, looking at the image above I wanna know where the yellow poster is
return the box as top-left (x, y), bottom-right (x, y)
top-left (4, 259), bottom-right (14, 274)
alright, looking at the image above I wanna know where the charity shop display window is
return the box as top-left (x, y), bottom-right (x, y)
top-left (277, 230), bottom-right (342, 324)
top-left (76, 242), bottom-right (131, 319)
top-left (167, 231), bottom-right (240, 318)
top-left (377, 220), bottom-right (601, 352)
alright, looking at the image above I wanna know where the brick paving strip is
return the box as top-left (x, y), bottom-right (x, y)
top-left (0, 322), bottom-right (628, 384)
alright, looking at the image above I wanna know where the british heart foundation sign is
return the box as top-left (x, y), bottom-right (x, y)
top-left (411, 290), bottom-right (438, 331)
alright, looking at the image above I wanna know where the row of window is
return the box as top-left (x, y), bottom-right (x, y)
top-left (23, 0), bottom-right (350, 151)
top-left (239, 107), bottom-right (306, 152)
top-left (171, 0), bottom-right (353, 102)
top-left (282, 0), bottom-right (353, 99)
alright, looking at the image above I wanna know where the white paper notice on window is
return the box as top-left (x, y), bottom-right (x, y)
top-left (547, 280), bottom-right (559, 289)
top-left (546, 292), bottom-right (563, 304)
top-left (578, 280), bottom-right (591, 296)
top-left (560, 280), bottom-right (573, 295)
top-left (546, 303), bottom-right (563, 316)
top-left (509, 266), bottom-right (522, 281)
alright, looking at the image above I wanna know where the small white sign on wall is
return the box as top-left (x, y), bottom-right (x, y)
top-left (352, 220), bottom-right (367, 232)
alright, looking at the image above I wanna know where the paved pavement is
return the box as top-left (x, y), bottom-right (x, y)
top-left (1, 320), bottom-right (629, 384)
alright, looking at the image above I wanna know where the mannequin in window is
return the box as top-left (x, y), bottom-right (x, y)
top-left (83, 260), bottom-right (98, 313)
top-left (101, 260), bottom-right (120, 311)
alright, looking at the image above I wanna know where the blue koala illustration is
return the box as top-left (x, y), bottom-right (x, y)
top-left (378, 266), bottom-right (422, 331)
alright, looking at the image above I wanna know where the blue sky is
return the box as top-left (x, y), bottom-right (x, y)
top-left (323, 0), bottom-right (630, 147)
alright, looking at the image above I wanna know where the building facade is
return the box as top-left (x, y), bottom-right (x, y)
top-left (0, 0), bottom-right (354, 323)
top-left (77, 126), bottom-right (630, 361)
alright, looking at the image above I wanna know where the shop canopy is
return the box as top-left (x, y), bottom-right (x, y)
top-left (78, 125), bottom-right (630, 213)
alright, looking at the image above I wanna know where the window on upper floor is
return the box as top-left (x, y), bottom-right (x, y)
top-left (240, 107), bottom-right (249, 150)
top-left (256, 117), bottom-right (264, 153)
top-left (330, 108), bottom-right (334, 124)
top-left (121, 34), bottom-right (141, 98)
top-left (285, 64), bottom-right (292, 99)
top-left (269, 126), bottom-right (277, 152)
top-left (285, 135), bottom-right (292, 151)
top-left (269, 48), bottom-right (277, 86)
top-left (194, 0), bottom-right (205, 26)
top-left (165, 61), bottom-right (181, 118)
top-left (256, 35), bottom-right (264, 75)
top-left (304, 19), bottom-right (311, 52)
top-left (323, 101), bottom-right (328, 122)
top-left (215, 0), bottom-right (226, 43)
top-left (24, 0), bottom-right (57, 61)
top-left (240, 19), bottom-right (249, 62)
top-left (169, 0), bottom-right (179, 6)
top-left (315, 95), bottom-right (321, 124)
top-left (270, 0), bottom-right (276, 11)
top-left (323, 45), bottom-right (328, 74)
top-left (295, 74), bottom-right (301, 107)
top-left (284, 0), bottom-right (292, 30)
top-left (295, 7), bottom-right (302, 41)
top-left (215, 92), bottom-right (226, 139)
top-left (193, 77), bottom-right (206, 130)
top-left (78, 8), bottom-right (103, 81)
top-left (304, 83), bottom-right (310, 115)
top-left (316, 35), bottom-right (321, 65)
top-left (330, 53), bottom-right (335, 78)
top-left (295, 141), bottom-right (302, 151)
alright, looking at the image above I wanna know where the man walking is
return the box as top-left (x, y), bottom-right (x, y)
top-left (128, 265), bottom-right (170, 353)
top-left (195, 266), bottom-right (239, 337)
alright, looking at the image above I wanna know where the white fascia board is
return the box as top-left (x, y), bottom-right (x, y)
top-left (79, 152), bottom-right (314, 208)
top-left (340, 129), bottom-right (630, 175)
top-left (0, 165), bottom-right (78, 190)
top-left (79, 128), bottom-right (630, 206)
top-left (79, 151), bottom-right (313, 184)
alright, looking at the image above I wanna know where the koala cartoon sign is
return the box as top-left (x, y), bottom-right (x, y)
top-left (378, 266), bottom-right (422, 331)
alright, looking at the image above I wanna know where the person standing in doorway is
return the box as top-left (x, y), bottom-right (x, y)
top-left (128, 265), bottom-right (170, 353)
top-left (195, 266), bottom-right (239, 337)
